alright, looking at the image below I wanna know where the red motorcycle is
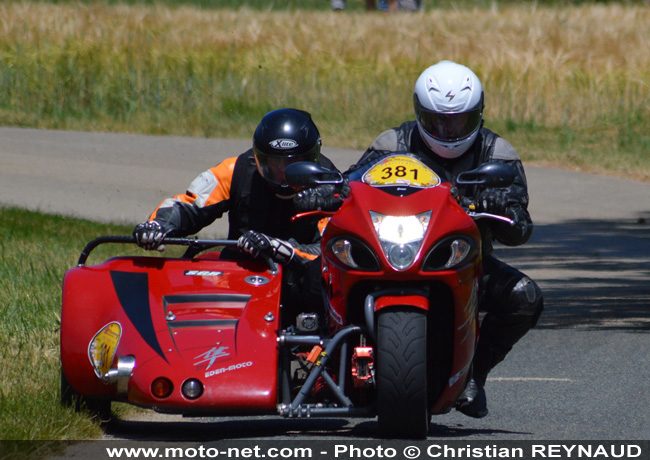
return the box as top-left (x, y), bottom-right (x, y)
top-left (60, 153), bottom-right (514, 439)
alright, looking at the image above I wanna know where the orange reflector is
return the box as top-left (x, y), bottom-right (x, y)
top-left (151, 377), bottom-right (173, 398)
top-left (306, 345), bottom-right (323, 363)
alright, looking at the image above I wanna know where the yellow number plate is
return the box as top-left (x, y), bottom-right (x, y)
top-left (363, 155), bottom-right (440, 188)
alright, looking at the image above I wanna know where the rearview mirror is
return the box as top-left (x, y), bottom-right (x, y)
top-left (456, 162), bottom-right (516, 188)
top-left (284, 162), bottom-right (344, 188)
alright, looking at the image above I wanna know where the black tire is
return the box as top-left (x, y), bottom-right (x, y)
top-left (376, 308), bottom-right (429, 439)
top-left (61, 368), bottom-right (112, 422)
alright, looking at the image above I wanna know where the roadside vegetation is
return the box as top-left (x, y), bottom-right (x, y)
top-left (0, 207), bottom-right (183, 446)
top-left (8, 0), bottom-right (642, 10)
top-left (0, 207), bottom-right (110, 442)
top-left (0, 1), bottom-right (648, 179)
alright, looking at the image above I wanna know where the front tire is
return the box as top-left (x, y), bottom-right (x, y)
top-left (376, 308), bottom-right (429, 438)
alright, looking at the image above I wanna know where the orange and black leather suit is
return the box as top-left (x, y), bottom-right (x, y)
top-left (146, 148), bottom-right (338, 315)
top-left (149, 149), bottom-right (336, 256)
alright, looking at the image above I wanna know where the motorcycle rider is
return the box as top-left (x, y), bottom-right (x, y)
top-left (347, 60), bottom-right (544, 418)
top-left (133, 108), bottom-right (342, 321)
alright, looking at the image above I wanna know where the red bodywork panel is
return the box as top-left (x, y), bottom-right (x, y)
top-left (321, 182), bottom-right (481, 413)
top-left (61, 252), bottom-right (282, 414)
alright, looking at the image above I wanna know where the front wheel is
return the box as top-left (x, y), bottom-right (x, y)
top-left (376, 308), bottom-right (429, 438)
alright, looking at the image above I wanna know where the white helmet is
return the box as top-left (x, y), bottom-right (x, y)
top-left (413, 61), bottom-right (484, 159)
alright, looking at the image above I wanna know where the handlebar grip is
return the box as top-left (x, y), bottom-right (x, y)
top-left (258, 253), bottom-right (279, 275)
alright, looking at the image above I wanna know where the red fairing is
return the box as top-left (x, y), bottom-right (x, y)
top-left (321, 181), bottom-right (482, 412)
top-left (61, 253), bottom-right (282, 413)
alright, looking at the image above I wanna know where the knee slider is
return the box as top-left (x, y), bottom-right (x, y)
top-left (510, 276), bottom-right (543, 320)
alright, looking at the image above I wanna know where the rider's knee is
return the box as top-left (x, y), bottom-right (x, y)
top-left (509, 276), bottom-right (544, 326)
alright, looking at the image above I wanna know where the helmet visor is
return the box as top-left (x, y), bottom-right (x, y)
top-left (415, 95), bottom-right (482, 142)
top-left (254, 150), bottom-right (319, 188)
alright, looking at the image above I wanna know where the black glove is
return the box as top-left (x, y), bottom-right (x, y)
top-left (478, 189), bottom-right (532, 246)
top-left (237, 230), bottom-right (294, 264)
top-left (293, 184), bottom-right (350, 213)
top-left (133, 221), bottom-right (168, 250)
top-left (477, 188), bottom-right (510, 216)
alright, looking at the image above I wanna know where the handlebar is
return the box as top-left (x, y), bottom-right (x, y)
top-left (466, 211), bottom-right (515, 225)
top-left (291, 210), bottom-right (337, 222)
top-left (76, 236), bottom-right (279, 274)
top-left (290, 196), bottom-right (515, 226)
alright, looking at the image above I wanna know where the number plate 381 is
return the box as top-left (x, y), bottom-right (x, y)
top-left (362, 155), bottom-right (441, 188)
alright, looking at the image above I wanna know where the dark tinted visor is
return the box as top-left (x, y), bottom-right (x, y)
top-left (415, 94), bottom-right (482, 142)
top-left (255, 150), bottom-right (318, 187)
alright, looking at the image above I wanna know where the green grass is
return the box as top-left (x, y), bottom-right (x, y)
top-left (0, 207), bottom-right (173, 445)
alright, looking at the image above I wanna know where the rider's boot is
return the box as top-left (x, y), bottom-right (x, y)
top-left (456, 336), bottom-right (502, 418)
top-left (456, 375), bottom-right (488, 418)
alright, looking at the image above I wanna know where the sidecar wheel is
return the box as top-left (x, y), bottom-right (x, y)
top-left (61, 368), bottom-right (112, 422)
top-left (376, 308), bottom-right (428, 439)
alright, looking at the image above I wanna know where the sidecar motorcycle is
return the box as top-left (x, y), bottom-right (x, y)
top-left (60, 153), bottom-right (515, 438)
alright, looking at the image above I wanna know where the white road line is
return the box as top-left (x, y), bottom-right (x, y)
top-left (489, 377), bottom-right (574, 382)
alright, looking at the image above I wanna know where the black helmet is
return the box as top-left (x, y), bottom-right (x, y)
top-left (253, 108), bottom-right (321, 195)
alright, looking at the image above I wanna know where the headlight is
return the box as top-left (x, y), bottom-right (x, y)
top-left (329, 237), bottom-right (380, 271)
top-left (424, 236), bottom-right (477, 271)
top-left (370, 211), bottom-right (431, 270)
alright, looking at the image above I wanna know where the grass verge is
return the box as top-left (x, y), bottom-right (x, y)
top-left (0, 207), bottom-right (179, 447)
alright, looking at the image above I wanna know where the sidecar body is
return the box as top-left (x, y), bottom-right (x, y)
top-left (60, 245), bottom-right (282, 415)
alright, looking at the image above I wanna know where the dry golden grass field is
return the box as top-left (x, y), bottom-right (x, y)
top-left (0, 2), bottom-right (648, 179)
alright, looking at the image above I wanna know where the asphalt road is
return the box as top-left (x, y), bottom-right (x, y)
top-left (2, 127), bottom-right (649, 444)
